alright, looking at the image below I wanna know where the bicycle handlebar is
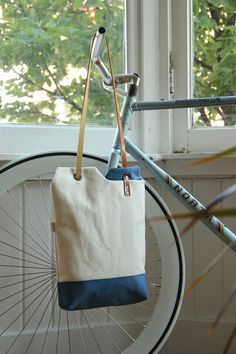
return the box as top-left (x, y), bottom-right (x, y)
top-left (91, 27), bottom-right (105, 62)
top-left (91, 27), bottom-right (140, 97)
top-left (91, 27), bottom-right (112, 86)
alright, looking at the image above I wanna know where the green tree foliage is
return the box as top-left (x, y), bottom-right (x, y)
top-left (0, 0), bottom-right (124, 125)
top-left (193, 0), bottom-right (236, 127)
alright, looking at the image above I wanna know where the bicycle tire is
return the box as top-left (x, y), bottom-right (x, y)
top-left (0, 152), bottom-right (185, 354)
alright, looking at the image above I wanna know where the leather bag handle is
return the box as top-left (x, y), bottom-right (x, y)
top-left (75, 34), bottom-right (128, 180)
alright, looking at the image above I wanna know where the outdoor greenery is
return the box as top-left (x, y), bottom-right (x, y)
top-left (0, 0), bottom-right (124, 125)
top-left (193, 0), bottom-right (236, 127)
top-left (0, 1), bottom-right (235, 127)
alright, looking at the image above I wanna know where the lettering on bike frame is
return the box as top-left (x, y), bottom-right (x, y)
top-left (166, 176), bottom-right (226, 234)
top-left (176, 97), bottom-right (221, 104)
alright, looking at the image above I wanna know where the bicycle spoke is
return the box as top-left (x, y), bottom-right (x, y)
top-left (55, 308), bottom-right (61, 354)
top-left (66, 311), bottom-right (72, 354)
top-left (0, 273), bottom-right (55, 306)
top-left (0, 205), bottom-right (53, 262)
top-left (7, 190), bottom-right (53, 259)
top-left (0, 225), bottom-right (54, 267)
top-left (82, 311), bottom-right (103, 354)
top-left (38, 177), bottom-right (51, 222)
top-left (0, 264), bottom-right (53, 270)
top-left (25, 283), bottom-right (58, 353)
top-left (115, 306), bottom-right (146, 328)
top-left (136, 303), bottom-right (154, 312)
top-left (40, 292), bottom-right (58, 354)
top-left (101, 308), bottom-right (135, 343)
top-left (0, 275), bottom-right (55, 337)
top-left (75, 312), bottom-right (87, 354)
top-left (0, 270), bottom-right (55, 278)
top-left (23, 182), bottom-right (55, 254)
top-left (0, 272), bottom-right (55, 291)
top-left (5, 279), bottom-right (57, 353)
top-left (0, 252), bottom-right (54, 269)
top-left (91, 310), bottom-right (122, 353)
top-left (0, 274), bottom-right (55, 318)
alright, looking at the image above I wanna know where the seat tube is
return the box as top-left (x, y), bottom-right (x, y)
top-left (106, 94), bottom-right (136, 171)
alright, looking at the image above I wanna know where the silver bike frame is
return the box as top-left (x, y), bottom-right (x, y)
top-left (92, 27), bottom-right (236, 252)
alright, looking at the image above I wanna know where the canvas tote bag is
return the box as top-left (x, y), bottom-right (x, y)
top-left (51, 36), bottom-right (147, 310)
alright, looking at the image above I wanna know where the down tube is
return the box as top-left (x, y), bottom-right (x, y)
top-left (125, 138), bottom-right (236, 252)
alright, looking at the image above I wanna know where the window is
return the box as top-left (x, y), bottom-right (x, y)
top-left (0, 1), bottom-right (124, 126)
top-left (171, 0), bottom-right (236, 155)
top-left (193, 0), bottom-right (236, 128)
top-left (1, 0), bottom-right (235, 158)
top-left (126, 0), bottom-right (236, 157)
top-left (0, 0), bottom-right (124, 157)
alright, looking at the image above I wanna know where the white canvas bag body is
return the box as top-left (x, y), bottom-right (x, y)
top-left (51, 165), bottom-right (147, 310)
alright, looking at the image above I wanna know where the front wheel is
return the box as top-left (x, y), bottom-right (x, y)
top-left (0, 152), bottom-right (185, 354)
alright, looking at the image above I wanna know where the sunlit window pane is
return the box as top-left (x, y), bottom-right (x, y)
top-left (0, 0), bottom-right (124, 126)
top-left (193, 0), bottom-right (236, 127)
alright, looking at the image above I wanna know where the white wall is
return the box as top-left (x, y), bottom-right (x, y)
top-left (148, 156), bottom-right (236, 354)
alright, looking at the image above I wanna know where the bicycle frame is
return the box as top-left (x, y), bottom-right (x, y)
top-left (93, 27), bottom-right (236, 253)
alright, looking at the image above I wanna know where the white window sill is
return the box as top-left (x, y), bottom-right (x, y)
top-left (157, 152), bottom-right (221, 160)
top-left (0, 125), bottom-right (116, 161)
top-left (156, 153), bottom-right (236, 178)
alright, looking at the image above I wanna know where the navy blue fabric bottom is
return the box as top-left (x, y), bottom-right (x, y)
top-left (58, 274), bottom-right (147, 311)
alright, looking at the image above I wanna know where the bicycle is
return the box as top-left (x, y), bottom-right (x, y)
top-left (0, 26), bottom-right (235, 354)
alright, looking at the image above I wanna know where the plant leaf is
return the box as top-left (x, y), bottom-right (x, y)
top-left (147, 207), bottom-right (236, 224)
top-left (185, 243), bottom-right (231, 297)
top-left (209, 284), bottom-right (236, 335)
top-left (223, 325), bottom-right (236, 354)
top-left (185, 146), bottom-right (236, 168)
top-left (181, 184), bottom-right (236, 236)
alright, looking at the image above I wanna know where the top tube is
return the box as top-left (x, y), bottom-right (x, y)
top-left (132, 96), bottom-right (236, 111)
